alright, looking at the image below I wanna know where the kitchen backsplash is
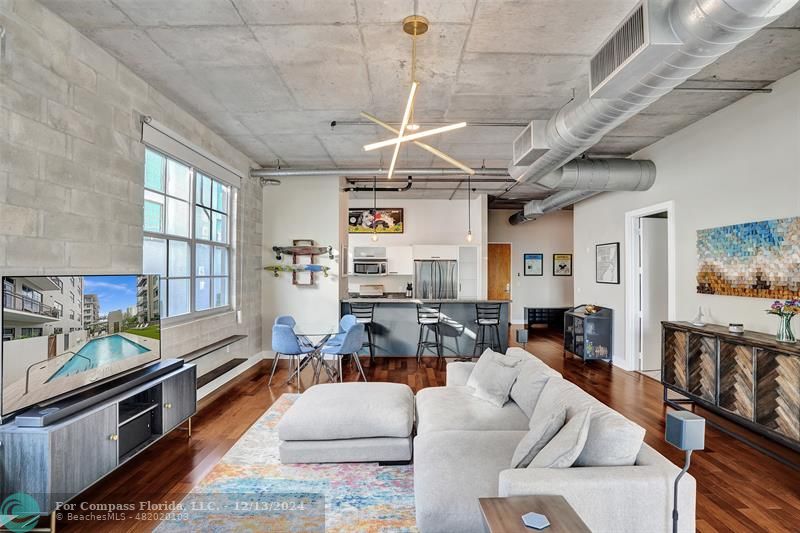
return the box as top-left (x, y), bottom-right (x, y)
top-left (348, 274), bottom-right (411, 294)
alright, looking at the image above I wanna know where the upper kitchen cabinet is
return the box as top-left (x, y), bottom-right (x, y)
top-left (413, 245), bottom-right (458, 260)
top-left (386, 246), bottom-right (414, 275)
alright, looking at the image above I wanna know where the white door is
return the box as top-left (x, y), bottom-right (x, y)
top-left (639, 217), bottom-right (668, 372)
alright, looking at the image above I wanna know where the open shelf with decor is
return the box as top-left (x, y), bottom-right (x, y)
top-left (563, 305), bottom-right (613, 363)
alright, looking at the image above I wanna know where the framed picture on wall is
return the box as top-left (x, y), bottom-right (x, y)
top-left (348, 208), bottom-right (404, 234)
top-left (523, 253), bottom-right (544, 276)
top-left (596, 242), bottom-right (620, 284)
top-left (553, 254), bottom-right (573, 276)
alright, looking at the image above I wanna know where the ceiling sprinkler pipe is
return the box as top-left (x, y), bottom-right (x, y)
top-left (250, 167), bottom-right (510, 178)
top-left (343, 177), bottom-right (413, 193)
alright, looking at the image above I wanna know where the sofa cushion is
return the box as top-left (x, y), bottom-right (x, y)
top-left (415, 430), bottom-right (526, 533)
top-left (277, 382), bottom-right (414, 441)
top-left (530, 407), bottom-right (592, 468)
top-left (510, 404), bottom-right (566, 468)
top-left (508, 357), bottom-right (562, 418)
top-left (466, 350), bottom-right (522, 407)
top-left (533, 378), bottom-right (646, 466)
top-left (416, 386), bottom-right (529, 434)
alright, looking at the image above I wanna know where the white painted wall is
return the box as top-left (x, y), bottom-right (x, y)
top-left (573, 69), bottom-right (800, 369)
top-left (262, 176), bottom-right (345, 352)
top-left (348, 197), bottom-right (488, 296)
top-left (488, 210), bottom-right (574, 323)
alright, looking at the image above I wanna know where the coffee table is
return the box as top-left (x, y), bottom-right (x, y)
top-left (479, 496), bottom-right (591, 533)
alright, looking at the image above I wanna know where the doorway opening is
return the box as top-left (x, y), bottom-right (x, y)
top-left (624, 202), bottom-right (676, 376)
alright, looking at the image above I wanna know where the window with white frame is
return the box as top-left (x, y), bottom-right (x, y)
top-left (142, 147), bottom-right (232, 318)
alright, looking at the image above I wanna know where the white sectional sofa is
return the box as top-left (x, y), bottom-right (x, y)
top-left (413, 348), bottom-right (696, 533)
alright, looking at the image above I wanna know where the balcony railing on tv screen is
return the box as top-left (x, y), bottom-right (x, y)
top-left (3, 292), bottom-right (61, 319)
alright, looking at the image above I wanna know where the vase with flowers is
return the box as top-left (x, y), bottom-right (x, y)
top-left (766, 299), bottom-right (800, 343)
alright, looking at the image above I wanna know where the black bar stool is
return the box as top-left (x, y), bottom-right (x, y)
top-left (349, 302), bottom-right (376, 363)
top-left (473, 303), bottom-right (502, 357)
top-left (416, 303), bottom-right (443, 362)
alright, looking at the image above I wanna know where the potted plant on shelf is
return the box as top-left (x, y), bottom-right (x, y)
top-left (766, 299), bottom-right (800, 343)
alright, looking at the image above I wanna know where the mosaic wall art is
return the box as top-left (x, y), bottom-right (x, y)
top-left (697, 217), bottom-right (800, 299)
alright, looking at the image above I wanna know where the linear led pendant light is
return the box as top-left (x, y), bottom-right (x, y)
top-left (362, 15), bottom-right (471, 179)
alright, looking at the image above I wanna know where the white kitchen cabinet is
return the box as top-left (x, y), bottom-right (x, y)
top-left (458, 245), bottom-right (479, 299)
top-left (412, 245), bottom-right (458, 260)
top-left (386, 246), bottom-right (413, 275)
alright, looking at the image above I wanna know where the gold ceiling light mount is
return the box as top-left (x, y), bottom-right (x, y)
top-left (362, 14), bottom-right (471, 179)
top-left (402, 14), bottom-right (429, 37)
top-left (403, 15), bottom-right (427, 131)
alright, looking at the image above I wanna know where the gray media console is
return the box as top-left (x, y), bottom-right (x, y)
top-left (0, 362), bottom-right (197, 514)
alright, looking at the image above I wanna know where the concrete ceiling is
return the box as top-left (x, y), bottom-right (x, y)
top-left (39, 0), bottom-right (800, 203)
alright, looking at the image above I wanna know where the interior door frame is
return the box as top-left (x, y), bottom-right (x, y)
top-left (487, 241), bottom-right (512, 310)
top-left (624, 201), bottom-right (676, 372)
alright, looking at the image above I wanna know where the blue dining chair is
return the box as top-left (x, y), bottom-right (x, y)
top-left (318, 322), bottom-right (367, 382)
top-left (275, 315), bottom-right (314, 348)
top-left (326, 314), bottom-right (358, 347)
top-left (269, 324), bottom-right (315, 390)
top-left (274, 315), bottom-right (296, 327)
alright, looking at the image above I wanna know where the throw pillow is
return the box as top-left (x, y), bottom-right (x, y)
top-left (510, 404), bottom-right (567, 468)
top-left (509, 359), bottom-right (560, 418)
top-left (466, 350), bottom-right (522, 407)
top-left (529, 407), bottom-right (592, 468)
top-left (527, 377), bottom-right (568, 428)
top-left (574, 410), bottom-right (646, 466)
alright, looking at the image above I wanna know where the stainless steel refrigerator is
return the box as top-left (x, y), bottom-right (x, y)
top-left (414, 260), bottom-right (458, 299)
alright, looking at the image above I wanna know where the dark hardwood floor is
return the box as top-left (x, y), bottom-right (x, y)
top-left (53, 327), bottom-right (800, 532)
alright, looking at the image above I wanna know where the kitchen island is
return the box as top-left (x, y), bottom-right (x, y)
top-left (341, 298), bottom-right (510, 357)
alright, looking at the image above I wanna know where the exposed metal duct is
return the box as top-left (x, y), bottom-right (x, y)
top-left (509, 190), bottom-right (599, 225)
top-left (250, 167), bottom-right (509, 178)
top-left (508, 0), bottom-right (797, 224)
top-left (507, 160), bottom-right (655, 225)
top-left (536, 159), bottom-right (655, 191)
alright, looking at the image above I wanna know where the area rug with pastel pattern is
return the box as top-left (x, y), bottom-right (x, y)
top-left (155, 394), bottom-right (416, 532)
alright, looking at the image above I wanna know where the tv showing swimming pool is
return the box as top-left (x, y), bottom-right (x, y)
top-left (1, 275), bottom-right (162, 417)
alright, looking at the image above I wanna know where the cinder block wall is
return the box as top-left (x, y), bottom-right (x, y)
top-left (0, 1), bottom-right (263, 367)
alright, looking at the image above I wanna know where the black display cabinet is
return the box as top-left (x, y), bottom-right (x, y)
top-left (564, 305), bottom-right (613, 363)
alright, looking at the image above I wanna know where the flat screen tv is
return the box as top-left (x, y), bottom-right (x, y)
top-left (1, 275), bottom-right (161, 418)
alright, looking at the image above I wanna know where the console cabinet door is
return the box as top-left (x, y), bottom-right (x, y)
top-left (50, 404), bottom-right (118, 500)
top-left (162, 366), bottom-right (197, 433)
top-left (662, 327), bottom-right (688, 390)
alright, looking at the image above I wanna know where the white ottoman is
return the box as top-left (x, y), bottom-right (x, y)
top-left (277, 382), bottom-right (415, 463)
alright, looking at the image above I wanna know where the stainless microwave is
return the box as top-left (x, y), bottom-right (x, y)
top-left (353, 261), bottom-right (387, 276)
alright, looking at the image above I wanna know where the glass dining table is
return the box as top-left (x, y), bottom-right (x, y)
top-left (288, 330), bottom-right (343, 386)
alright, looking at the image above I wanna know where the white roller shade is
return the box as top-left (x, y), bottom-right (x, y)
top-left (141, 117), bottom-right (242, 188)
